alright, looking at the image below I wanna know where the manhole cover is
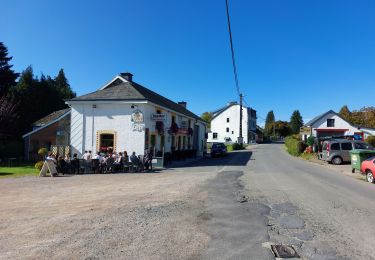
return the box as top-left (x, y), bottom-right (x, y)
top-left (271, 244), bottom-right (300, 258)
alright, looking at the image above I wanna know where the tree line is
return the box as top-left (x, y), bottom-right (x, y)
top-left (264, 110), bottom-right (303, 138)
top-left (0, 42), bottom-right (76, 142)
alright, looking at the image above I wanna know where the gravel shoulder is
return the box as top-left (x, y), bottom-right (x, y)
top-left (0, 171), bottom-right (213, 259)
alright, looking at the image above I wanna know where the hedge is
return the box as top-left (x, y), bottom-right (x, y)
top-left (285, 136), bottom-right (306, 156)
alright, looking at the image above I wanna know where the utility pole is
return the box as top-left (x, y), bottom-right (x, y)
top-left (238, 94), bottom-right (243, 144)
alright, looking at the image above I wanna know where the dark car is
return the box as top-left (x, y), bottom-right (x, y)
top-left (211, 143), bottom-right (227, 157)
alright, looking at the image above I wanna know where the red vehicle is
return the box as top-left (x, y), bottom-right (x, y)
top-left (361, 157), bottom-right (375, 183)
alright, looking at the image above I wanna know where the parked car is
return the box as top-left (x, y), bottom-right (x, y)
top-left (360, 157), bottom-right (375, 183)
top-left (211, 143), bottom-right (227, 157)
top-left (321, 139), bottom-right (374, 165)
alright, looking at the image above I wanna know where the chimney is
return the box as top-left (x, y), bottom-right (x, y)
top-left (120, 72), bottom-right (133, 82)
top-left (178, 101), bottom-right (187, 108)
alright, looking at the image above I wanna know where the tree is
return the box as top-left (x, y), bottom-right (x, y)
top-left (265, 110), bottom-right (275, 136)
top-left (55, 69), bottom-right (76, 100)
top-left (351, 107), bottom-right (375, 128)
top-left (339, 105), bottom-right (351, 122)
top-left (10, 66), bottom-right (75, 136)
top-left (274, 120), bottom-right (291, 137)
top-left (289, 110), bottom-right (303, 134)
top-left (0, 42), bottom-right (19, 94)
top-left (201, 112), bottom-right (213, 129)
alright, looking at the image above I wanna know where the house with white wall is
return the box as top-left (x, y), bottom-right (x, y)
top-left (66, 72), bottom-right (206, 157)
top-left (207, 102), bottom-right (257, 144)
top-left (302, 110), bottom-right (375, 140)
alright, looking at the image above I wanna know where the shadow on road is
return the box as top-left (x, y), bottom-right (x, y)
top-left (173, 151), bottom-right (253, 168)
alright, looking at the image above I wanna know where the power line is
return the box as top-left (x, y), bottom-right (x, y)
top-left (225, 0), bottom-right (241, 96)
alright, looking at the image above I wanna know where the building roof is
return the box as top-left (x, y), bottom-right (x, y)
top-left (33, 108), bottom-right (71, 127)
top-left (304, 110), bottom-right (338, 126)
top-left (69, 76), bottom-right (203, 122)
top-left (23, 109), bottom-right (71, 138)
top-left (211, 102), bottom-right (242, 120)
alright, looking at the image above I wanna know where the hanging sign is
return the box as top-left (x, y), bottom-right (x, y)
top-left (131, 110), bottom-right (144, 123)
top-left (151, 113), bottom-right (167, 121)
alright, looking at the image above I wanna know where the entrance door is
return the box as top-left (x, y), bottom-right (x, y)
top-left (99, 133), bottom-right (114, 152)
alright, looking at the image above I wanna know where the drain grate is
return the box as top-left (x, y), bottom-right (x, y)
top-left (271, 245), bottom-right (300, 258)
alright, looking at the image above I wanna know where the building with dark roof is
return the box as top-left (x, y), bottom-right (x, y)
top-left (66, 72), bottom-right (207, 157)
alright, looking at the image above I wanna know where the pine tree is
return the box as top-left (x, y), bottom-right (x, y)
top-left (0, 42), bottom-right (19, 94)
top-left (289, 110), bottom-right (303, 134)
top-left (339, 105), bottom-right (351, 122)
top-left (54, 69), bottom-right (76, 99)
top-left (265, 110), bottom-right (275, 136)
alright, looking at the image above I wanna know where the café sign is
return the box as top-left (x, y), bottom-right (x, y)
top-left (151, 113), bottom-right (167, 121)
top-left (133, 123), bottom-right (145, 132)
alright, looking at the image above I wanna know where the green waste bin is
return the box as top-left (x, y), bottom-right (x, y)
top-left (350, 149), bottom-right (375, 173)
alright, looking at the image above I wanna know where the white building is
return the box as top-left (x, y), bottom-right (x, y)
top-left (66, 72), bottom-right (207, 157)
top-left (207, 102), bottom-right (257, 144)
top-left (302, 110), bottom-right (375, 140)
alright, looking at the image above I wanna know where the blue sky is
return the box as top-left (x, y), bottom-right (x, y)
top-left (1, 0), bottom-right (375, 125)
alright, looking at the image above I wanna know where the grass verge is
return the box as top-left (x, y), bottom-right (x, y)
top-left (0, 165), bottom-right (38, 179)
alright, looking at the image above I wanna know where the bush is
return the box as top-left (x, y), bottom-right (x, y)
top-left (306, 136), bottom-right (315, 147)
top-left (366, 136), bottom-right (375, 147)
top-left (226, 143), bottom-right (245, 151)
top-left (38, 148), bottom-right (48, 157)
top-left (34, 161), bottom-right (44, 170)
top-left (232, 143), bottom-right (244, 150)
top-left (285, 136), bottom-right (307, 156)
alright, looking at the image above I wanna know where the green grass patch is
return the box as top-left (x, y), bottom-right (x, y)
top-left (0, 165), bottom-right (39, 179)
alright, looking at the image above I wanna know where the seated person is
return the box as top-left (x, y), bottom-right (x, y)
top-left (113, 152), bottom-right (123, 171)
top-left (70, 153), bottom-right (80, 174)
top-left (130, 152), bottom-right (141, 172)
top-left (46, 152), bottom-right (57, 164)
top-left (143, 150), bottom-right (153, 171)
top-left (57, 155), bottom-right (68, 174)
top-left (123, 151), bottom-right (129, 164)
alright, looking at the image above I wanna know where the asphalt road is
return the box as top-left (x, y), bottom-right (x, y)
top-left (228, 143), bottom-right (375, 260)
top-left (1, 143), bottom-right (375, 260)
